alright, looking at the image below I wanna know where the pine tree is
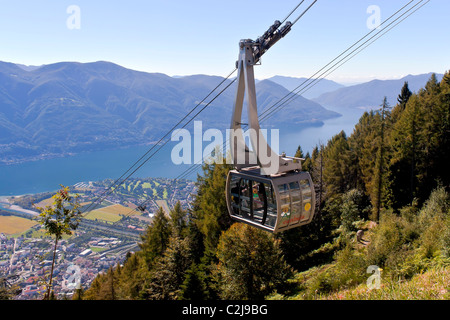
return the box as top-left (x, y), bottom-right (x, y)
top-left (139, 207), bottom-right (171, 267)
top-left (444, 71), bottom-right (450, 85)
top-left (322, 131), bottom-right (351, 199)
top-left (397, 81), bottom-right (412, 109)
top-left (169, 201), bottom-right (187, 237)
top-left (348, 111), bottom-right (373, 193)
top-left (83, 276), bottom-right (102, 300)
top-left (390, 94), bottom-right (422, 207)
top-left (144, 236), bottom-right (192, 300)
top-left (118, 253), bottom-right (145, 300)
top-left (372, 97), bottom-right (391, 221)
top-left (178, 263), bottom-right (209, 300)
top-left (294, 145), bottom-right (304, 158)
top-left (191, 159), bottom-right (233, 257)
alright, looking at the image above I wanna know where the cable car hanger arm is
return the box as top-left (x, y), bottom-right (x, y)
top-left (249, 20), bottom-right (292, 65)
top-left (230, 23), bottom-right (301, 175)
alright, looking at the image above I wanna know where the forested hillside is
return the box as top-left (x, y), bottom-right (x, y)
top-left (81, 72), bottom-right (450, 300)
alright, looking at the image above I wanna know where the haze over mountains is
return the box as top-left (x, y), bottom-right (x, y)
top-left (0, 60), bottom-right (339, 164)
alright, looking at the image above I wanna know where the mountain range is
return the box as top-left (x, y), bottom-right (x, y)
top-left (267, 75), bottom-right (345, 100)
top-left (0, 60), bottom-right (443, 164)
top-left (313, 73), bottom-right (444, 110)
top-left (0, 61), bottom-right (339, 164)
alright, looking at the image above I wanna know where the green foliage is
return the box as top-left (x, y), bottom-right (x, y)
top-left (179, 263), bottom-right (210, 300)
top-left (214, 223), bottom-right (293, 300)
top-left (34, 185), bottom-right (82, 299)
top-left (322, 131), bottom-right (352, 198)
top-left (142, 236), bottom-right (192, 300)
top-left (34, 185), bottom-right (82, 240)
top-left (339, 189), bottom-right (369, 235)
top-left (169, 201), bottom-right (188, 237)
top-left (308, 245), bottom-right (367, 296)
top-left (191, 159), bottom-right (233, 256)
top-left (397, 81), bottom-right (412, 108)
top-left (416, 187), bottom-right (450, 258)
top-left (139, 207), bottom-right (170, 266)
top-left (83, 73), bottom-right (449, 301)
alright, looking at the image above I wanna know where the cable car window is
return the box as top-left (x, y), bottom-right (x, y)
top-left (289, 181), bottom-right (302, 225)
top-left (252, 182), bottom-right (265, 223)
top-left (264, 183), bottom-right (277, 228)
top-left (300, 179), bottom-right (312, 220)
top-left (229, 175), bottom-right (241, 216)
top-left (278, 184), bottom-right (291, 228)
top-left (240, 179), bottom-right (252, 218)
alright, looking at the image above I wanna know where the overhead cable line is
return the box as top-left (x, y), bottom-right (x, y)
top-left (81, 68), bottom-right (237, 215)
top-left (291, 0), bottom-right (318, 27)
top-left (173, 0), bottom-right (430, 184)
top-left (258, 0), bottom-right (428, 124)
top-left (264, 0), bottom-right (432, 125)
top-left (281, 0), bottom-right (306, 25)
top-left (118, 1), bottom-right (319, 217)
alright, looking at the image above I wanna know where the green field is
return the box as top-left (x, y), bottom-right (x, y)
top-left (142, 182), bottom-right (152, 189)
top-left (84, 204), bottom-right (139, 222)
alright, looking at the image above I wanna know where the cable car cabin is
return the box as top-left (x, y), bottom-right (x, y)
top-left (226, 167), bottom-right (315, 233)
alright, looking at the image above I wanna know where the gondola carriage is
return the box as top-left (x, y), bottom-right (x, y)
top-left (226, 167), bottom-right (315, 233)
top-left (225, 21), bottom-right (316, 233)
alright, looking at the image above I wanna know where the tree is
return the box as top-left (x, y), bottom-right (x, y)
top-left (444, 71), bottom-right (450, 85)
top-left (397, 81), bottom-right (412, 109)
top-left (34, 185), bottom-right (81, 299)
top-left (117, 253), bottom-right (146, 300)
top-left (390, 94), bottom-right (423, 207)
top-left (179, 263), bottom-right (209, 300)
top-left (169, 201), bottom-right (187, 237)
top-left (322, 131), bottom-right (352, 199)
top-left (390, 74), bottom-right (449, 207)
top-left (294, 145), bottom-right (304, 158)
top-left (373, 97), bottom-right (391, 221)
top-left (339, 189), bottom-right (369, 235)
top-left (98, 267), bottom-right (117, 300)
top-left (215, 223), bottom-right (292, 299)
top-left (139, 207), bottom-right (170, 267)
top-left (143, 236), bottom-right (192, 300)
top-left (191, 159), bottom-right (233, 257)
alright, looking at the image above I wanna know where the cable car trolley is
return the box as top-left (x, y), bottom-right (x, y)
top-left (225, 20), bottom-right (316, 233)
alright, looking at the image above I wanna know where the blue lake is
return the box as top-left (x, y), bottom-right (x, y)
top-left (0, 107), bottom-right (364, 196)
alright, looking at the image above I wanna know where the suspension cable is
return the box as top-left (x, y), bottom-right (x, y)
top-left (280, 0), bottom-right (306, 24)
top-left (81, 68), bottom-right (237, 215)
top-left (87, 2), bottom-right (319, 217)
top-left (290, 0), bottom-right (318, 27)
top-left (173, 0), bottom-right (430, 184)
top-left (259, 0), bottom-right (426, 124)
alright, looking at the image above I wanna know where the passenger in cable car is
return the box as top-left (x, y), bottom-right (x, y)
top-left (253, 183), bottom-right (264, 209)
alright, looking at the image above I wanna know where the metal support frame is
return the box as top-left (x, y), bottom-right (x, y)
top-left (229, 39), bottom-right (302, 176)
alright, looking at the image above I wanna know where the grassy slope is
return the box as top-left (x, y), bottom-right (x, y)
top-left (322, 266), bottom-right (449, 300)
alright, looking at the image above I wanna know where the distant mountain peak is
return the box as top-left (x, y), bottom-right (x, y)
top-left (313, 72), bottom-right (444, 110)
top-left (266, 75), bottom-right (346, 100)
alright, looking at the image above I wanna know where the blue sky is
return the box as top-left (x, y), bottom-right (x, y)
top-left (0, 0), bottom-right (448, 84)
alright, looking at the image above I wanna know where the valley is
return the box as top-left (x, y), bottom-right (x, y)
top-left (0, 176), bottom-right (197, 299)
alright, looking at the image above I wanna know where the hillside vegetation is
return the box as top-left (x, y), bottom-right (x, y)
top-left (81, 72), bottom-right (450, 300)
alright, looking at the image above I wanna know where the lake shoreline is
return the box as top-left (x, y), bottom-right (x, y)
top-left (0, 109), bottom-right (362, 197)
